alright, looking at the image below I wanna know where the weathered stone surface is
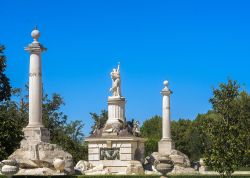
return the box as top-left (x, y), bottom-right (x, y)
top-left (158, 139), bottom-right (173, 155)
top-left (171, 165), bottom-right (197, 174)
top-left (199, 158), bottom-right (208, 172)
top-left (126, 160), bottom-right (144, 175)
top-left (0, 159), bottom-right (19, 177)
top-left (17, 168), bottom-right (56, 175)
top-left (144, 151), bottom-right (195, 175)
top-left (74, 160), bottom-right (93, 174)
top-left (53, 158), bottom-right (65, 173)
top-left (22, 127), bottom-right (50, 144)
top-left (84, 164), bottom-right (110, 175)
top-left (170, 149), bottom-right (190, 167)
top-left (169, 155), bottom-right (184, 165)
top-left (9, 142), bottom-right (74, 174)
top-left (154, 155), bottom-right (174, 177)
top-left (18, 160), bottom-right (40, 169)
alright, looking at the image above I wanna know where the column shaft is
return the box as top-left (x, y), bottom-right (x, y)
top-left (28, 52), bottom-right (43, 127)
top-left (162, 95), bottom-right (171, 140)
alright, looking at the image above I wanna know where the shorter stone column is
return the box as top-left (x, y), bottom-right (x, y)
top-left (158, 80), bottom-right (174, 155)
top-left (104, 96), bottom-right (126, 134)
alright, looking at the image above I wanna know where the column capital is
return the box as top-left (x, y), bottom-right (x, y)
top-left (161, 80), bottom-right (172, 96)
top-left (25, 27), bottom-right (47, 53)
top-left (25, 42), bottom-right (47, 53)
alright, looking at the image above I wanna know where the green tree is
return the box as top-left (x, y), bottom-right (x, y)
top-left (141, 115), bottom-right (162, 139)
top-left (0, 99), bottom-right (24, 160)
top-left (41, 93), bottom-right (87, 164)
top-left (141, 115), bottom-right (162, 156)
top-left (0, 45), bottom-right (22, 160)
top-left (141, 115), bottom-right (210, 162)
top-left (190, 111), bottom-right (217, 161)
top-left (0, 45), bottom-right (11, 101)
top-left (53, 120), bottom-right (87, 163)
top-left (89, 110), bottom-right (108, 134)
top-left (171, 119), bottom-right (193, 157)
top-left (204, 80), bottom-right (250, 177)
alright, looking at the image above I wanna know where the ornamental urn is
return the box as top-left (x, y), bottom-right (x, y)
top-left (1, 159), bottom-right (19, 178)
top-left (155, 155), bottom-right (174, 178)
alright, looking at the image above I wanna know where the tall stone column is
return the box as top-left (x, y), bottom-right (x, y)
top-left (158, 80), bottom-right (174, 155)
top-left (8, 28), bottom-right (74, 174)
top-left (25, 28), bottom-right (45, 127)
top-left (22, 28), bottom-right (50, 144)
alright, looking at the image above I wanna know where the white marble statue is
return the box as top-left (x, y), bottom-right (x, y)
top-left (110, 64), bottom-right (121, 97)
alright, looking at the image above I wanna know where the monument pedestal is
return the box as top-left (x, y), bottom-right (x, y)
top-left (86, 136), bottom-right (146, 174)
top-left (9, 127), bottom-right (74, 174)
top-left (158, 139), bottom-right (174, 155)
top-left (22, 127), bottom-right (50, 144)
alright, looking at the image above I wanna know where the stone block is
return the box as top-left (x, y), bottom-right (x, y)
top-left (120, 147), bottom-right (132, 154)
top-left (121, 143), bottom-right (132, 148)
top-left (126, 160), bottom-right (144, 175)
top-left (88, 148), bottom-right (99, 154)
top-left (158, 139), bottom-right (173, 155)
top-left (109, 166), bottom-right (127, 173)
top-left (22, 127), bottom-right (50, 144)
top-left (88, 144), bottom-right (98, 148)
top-left (120, 153), bottom-right (133, 161)
top-left (88, 154), bottom-right (100, 161)
top-left (101, 160), bottom-right (129, 167)
top-left (98, 143), bottom-right (107, 148)
top-left (169, 154), bottom-right (184, 165)
top-left (112, 143), bottom-right (121, 148)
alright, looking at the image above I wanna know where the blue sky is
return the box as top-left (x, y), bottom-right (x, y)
top-left (1, 0), bottom-right (250, 136)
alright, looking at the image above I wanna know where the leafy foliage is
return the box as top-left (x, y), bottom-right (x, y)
top-left (141, 115), bottom-right (162, 139)
top-left (0, 89), bottom-right (87, 163)
top-left (0, 45), bottom-right (11, 101)
top-left (36, 93), bottom-right (87, 164)
top-left (140, 115), bottom-right (161, 156)
top-left (141, 115), bottom-right (209, 162)
top-left (0, 99), bottom-right (24, 160)
top-left (204, 80), bottom-right (250, 177)
top-left (89, 110), bottom-right (108, 134)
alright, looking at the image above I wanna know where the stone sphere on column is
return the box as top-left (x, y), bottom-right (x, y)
top-left (163, 80), bottom-right (169, 87)
top-left (31, 29), bottom-right (40, 41)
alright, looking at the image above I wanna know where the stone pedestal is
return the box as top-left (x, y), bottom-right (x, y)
top-left (104, 96), bottom-right (125, 132)
top-left (86, 136), bottom-right (145, 174)
top-left (158, 139), bottom-right (174, 155)
top-left (22, 127), bottom-right (50, 144)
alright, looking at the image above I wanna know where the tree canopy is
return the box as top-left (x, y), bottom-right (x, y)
top-left (204, 80), bottom-right (250, 177)
top-left (0, 45), bottom-right (11, 101)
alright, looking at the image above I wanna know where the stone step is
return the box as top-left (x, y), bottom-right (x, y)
top-left (105, 166), bottom-right (127, 173)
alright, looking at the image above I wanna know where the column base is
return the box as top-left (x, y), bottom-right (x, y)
top-left (22, 127), bottom-right (50, 145)
top-left (158, 139), bottom-right (174, 155)
top-left (104, 96), bottom-right (126, 133)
